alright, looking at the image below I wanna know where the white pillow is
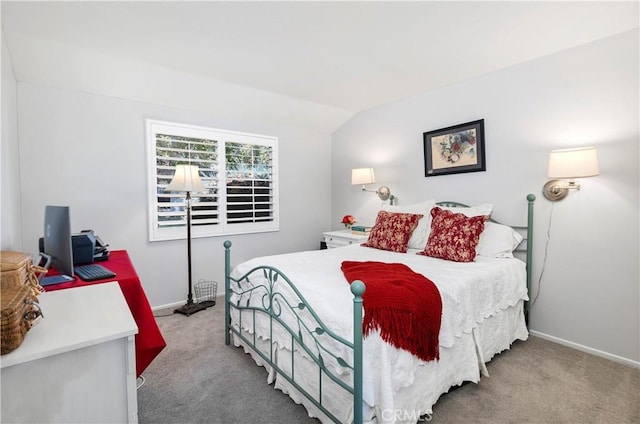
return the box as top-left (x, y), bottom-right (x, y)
top-left (440, 203), bottom-right (493, 217)
top-left (382, 199), bottom-right (436, 250)
top-left (476, 222), bottom-right (524, 258)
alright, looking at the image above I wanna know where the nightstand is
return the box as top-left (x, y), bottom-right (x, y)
top-left (322, 230), bottom-right (369, 249)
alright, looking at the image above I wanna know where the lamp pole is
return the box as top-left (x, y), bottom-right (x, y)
top-left (175, 189), bottom-right (206, 316)
top-left (169, 164), bottom-right (207, 317)
top-left (185, 190), bottom-right (195, 305)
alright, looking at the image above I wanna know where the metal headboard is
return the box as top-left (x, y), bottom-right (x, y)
top-left (436, 194), bottom-right (536, 317)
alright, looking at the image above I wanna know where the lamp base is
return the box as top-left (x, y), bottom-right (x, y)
top-left (542, 180), bottom-right (569, 201)
top-left (174, 301), bottom-right (207, 317)
top-left (377, 186), bottom-right (391, 201)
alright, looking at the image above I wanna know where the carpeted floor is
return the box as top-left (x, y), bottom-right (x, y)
top-left (430, 337), bottom-right (639, 424)
top-left (137, 301), bottom-right (639, 424)
top-left (137, 302), bottom-right (316, 424)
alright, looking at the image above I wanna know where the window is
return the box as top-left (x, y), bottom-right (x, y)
top-left (146, 120), bottom-right (278, 241)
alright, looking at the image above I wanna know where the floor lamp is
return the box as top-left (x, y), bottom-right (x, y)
top-left (166, 164), bottom-right (207, 317)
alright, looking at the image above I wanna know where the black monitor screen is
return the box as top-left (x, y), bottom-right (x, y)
top-left (43, 205), bottom-right (74, 277)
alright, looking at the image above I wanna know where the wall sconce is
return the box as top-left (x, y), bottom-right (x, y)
top-left (542, 146), bottom-right (599, 201)
top-left (351, 167), bottom-right (393, 202)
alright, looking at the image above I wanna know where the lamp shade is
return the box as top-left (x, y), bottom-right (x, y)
top-left (547, 147), bottom-right (599, 179)
top-left (166, 164), bottom-right (206, 192)
top-left (352, 168), bottom-right (375, 185)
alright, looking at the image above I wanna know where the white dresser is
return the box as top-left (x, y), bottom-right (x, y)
top-left (1, 282), bottom-right (139, 423)
top-left (322, 230), bottom-right (369, 248)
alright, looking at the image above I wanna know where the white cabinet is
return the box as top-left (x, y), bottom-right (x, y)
top-left (1, 282), bottom-right (138, 423)
top-left (322, 230), bottom-right (369, 248)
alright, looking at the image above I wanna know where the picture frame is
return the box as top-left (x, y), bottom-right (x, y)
top-left (423, 119), bottom-right (486, 177)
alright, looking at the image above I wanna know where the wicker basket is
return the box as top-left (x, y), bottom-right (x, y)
top-left (1, 284), bottom-right (42, 354)
top-left (1, 251), bottom-right (45, 296)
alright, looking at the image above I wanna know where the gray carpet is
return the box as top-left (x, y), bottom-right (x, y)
top-left (138, 301), bottom-right (639, 424)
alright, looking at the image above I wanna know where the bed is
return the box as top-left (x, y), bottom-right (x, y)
top-left (224, 194), bottom-right (535, 424)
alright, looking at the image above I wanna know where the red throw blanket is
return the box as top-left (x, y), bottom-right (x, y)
top-left (341, 261), bottom-right (442, 362)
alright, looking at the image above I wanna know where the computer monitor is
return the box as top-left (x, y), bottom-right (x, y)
top-left (42, 205), bottom-right (74, 278)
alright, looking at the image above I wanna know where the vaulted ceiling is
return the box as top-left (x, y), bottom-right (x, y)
top-left (2, 1), bottom-right (638, 114)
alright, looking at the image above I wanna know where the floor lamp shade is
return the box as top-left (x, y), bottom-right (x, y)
top-left (166, 164), bottom-right (207, 316)
top-left (166, 164), bottom-right (206, 193)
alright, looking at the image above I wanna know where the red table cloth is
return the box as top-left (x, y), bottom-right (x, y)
top-left (45, 250), bottom-right (166, 377)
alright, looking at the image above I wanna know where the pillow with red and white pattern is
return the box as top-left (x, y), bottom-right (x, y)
top-left (362, 210), bottom-right (423, 253)
top-left (419, 207), bottom-right (488, 262)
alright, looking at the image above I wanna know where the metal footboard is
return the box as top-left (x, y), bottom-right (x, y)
top-left (224, 240), bottom-right (365, 424)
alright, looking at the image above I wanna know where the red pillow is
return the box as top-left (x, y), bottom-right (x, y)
top-left (418, 207), bottom-right (488, 262)
top-left (362, 211), bottom-right (423, 253)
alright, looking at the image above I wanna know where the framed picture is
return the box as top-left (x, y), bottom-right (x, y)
top-left (423, 119), bottom-right (486, 177)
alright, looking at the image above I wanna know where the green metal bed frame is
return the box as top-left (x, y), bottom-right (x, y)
top-left (224, 194), bottom-right (535, 424)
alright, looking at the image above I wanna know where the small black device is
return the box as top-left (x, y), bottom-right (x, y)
top-left (91, 233), bottom-right (110, 261)
top-left (71, 233), bottom-right (95, 265)
top-left (74, 264), bottom-right (116, 281)
top-left (39, 230), bottom-right (110, 266)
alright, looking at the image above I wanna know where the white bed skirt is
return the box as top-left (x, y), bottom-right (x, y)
top-left (232, 300), bottom-right (528, 424)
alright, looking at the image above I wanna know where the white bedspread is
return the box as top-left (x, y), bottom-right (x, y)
top-left (230, 244), bottom-right (528, 423)
top-left (233, 244), bottom-right (526, 345)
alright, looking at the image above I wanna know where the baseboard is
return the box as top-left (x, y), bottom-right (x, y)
top-left (152, 294), bottom-right (224, 313)
top-left (152, 301), bottom-right (186, 312)
top-left (529, 330), bottom-right (640, 369)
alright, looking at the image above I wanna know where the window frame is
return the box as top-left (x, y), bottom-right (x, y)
top-left (146, 119), bottom-right (279, 242)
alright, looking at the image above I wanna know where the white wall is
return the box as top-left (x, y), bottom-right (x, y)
top-left (15, 82), bottom-right (333, 307)
top-left (332, 30), bottom-right (639, 364)
top-left (5, 32), bottom-right (352, 134)
top-left (1, 31), bottom-right (21, 251)
top-left (6, 30), bottom-right (342, 307)
top-left (2, 28), bottom-right (352, 309)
